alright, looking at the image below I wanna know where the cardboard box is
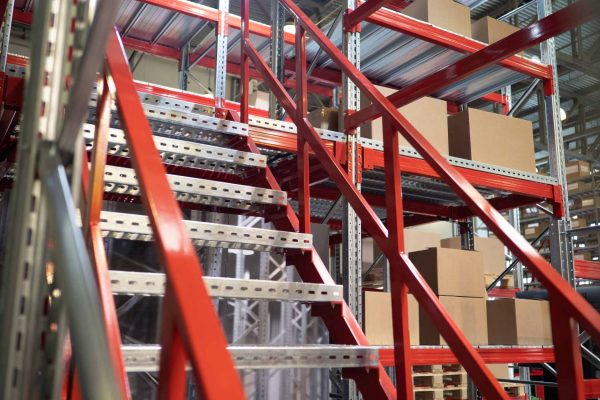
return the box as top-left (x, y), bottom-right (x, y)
top-left (571, 216), bottom-right (587, 229)
top-left (523, 222), bottom-right (547, 239)
top-left (308, 107), bottom-right (339, 131)
top-left (441, 236), bottom-right (506, 275)
top-left (487, 364), bottom-right (511, 380)
top-left (409, 247), bottom-right (485, 298)
top-left (402, 0), bottom-right (471, 37)
top-left (360, 86), bottom-right (449, 155)
top-left (487, 299), bottom-right (552, 345)
top-left (471, 17), bottom-right (522, 55)
top-left (566, 160), bottom-right (591, 181)
top-left (362, 230), bottom-right (440, 271)
top-left (420, 296), bottom-right (488, 345)
top-left (250, 90), bottom-right (269, 111)
top-left (568, 181), bottom-right (592, 193)
top-left (364, 291), bottom-right (420, 345)
top-left (578, 196), bottom-right (596, 209)
top-left (574, 252), bottom-right (593, 261)
top-left (448, 108), bottom-right (536, 173)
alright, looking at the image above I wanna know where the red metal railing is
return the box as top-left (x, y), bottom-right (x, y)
top-left (240, 0), bottom-right (600, 398)
top-left (104, 29), bottom-right (245, 399)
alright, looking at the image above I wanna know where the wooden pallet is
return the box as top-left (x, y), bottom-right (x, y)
top-left (414, 387), bottom-right (467, 400)
top-left (413, 372), bottom-right (468, 389)
top-left (503, 383), bottom-right (526, 396)
top-left (413, 364), bottom-right (464, 374)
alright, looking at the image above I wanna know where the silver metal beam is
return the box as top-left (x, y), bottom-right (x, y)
top-left (109, 270), bottom-right (343, 302)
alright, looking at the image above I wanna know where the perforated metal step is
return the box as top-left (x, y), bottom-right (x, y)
top-left (122, 344), bottom-right (379, 371)
top-left (82, 124), bottom-right (266, 175)
top-left (100, 211), bottom-right (312, 251)
top-left (103, 165), bottom-right (286, 210)
top-left (109, 270), bottom-right (342, 302)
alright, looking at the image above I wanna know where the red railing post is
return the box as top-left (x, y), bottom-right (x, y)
top-left (240, 0), bottom-right (250, 123)
top-left (295, 22), bottom-right (311, 234)
top-left (381, 116), bottom-right (413, 399)
top-left (549, 300), bottom-right (585, 399)
top-left (157, 292), bottom-right (188, 399)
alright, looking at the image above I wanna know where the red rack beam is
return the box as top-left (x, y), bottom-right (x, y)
top-left (575, 260), bottom-right (600, 281)
top-left (379, 347), bottom-right (555, 366)
top-left (344, 0), bottom-right (411, 29)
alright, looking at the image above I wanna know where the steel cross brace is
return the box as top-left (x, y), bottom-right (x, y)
top-left (246, 0), bottom-right (600, 398)
top-left (345, 0), bottom-right (600, 130)
top-left (105, 28), bottom-right (244, 400)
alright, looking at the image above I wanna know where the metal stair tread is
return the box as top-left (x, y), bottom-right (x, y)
top-left (103, 165), bottom-right (286, 210)
top-left (100, 211), bottom-right (312, 251)
top-left (121, 344), bottom-right (379, 371)
top-left (109, 270), bottom-right (342, 302)
top-left (82, 123), bottom-right (266, 174)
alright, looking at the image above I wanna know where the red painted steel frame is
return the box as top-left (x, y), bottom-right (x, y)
top-left (242, 35), bottom-right (509, 400)
top-left (252, 0), bottom-right (600, 398)
top-left (382, 116), bottom-right (413, 397)
top-left (346, 0), bottom-right (599, 130)
top-left (105, 28), bottom-right (245, 399)
top-left (81, 77), bottom-right (131, 399)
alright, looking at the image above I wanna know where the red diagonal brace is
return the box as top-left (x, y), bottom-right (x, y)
top-left (105, 28), bottom-right (245, 400)
top-left (345, 0), bottom-right (600, 129)
top-left (344, 0), bottom-right (411, 30)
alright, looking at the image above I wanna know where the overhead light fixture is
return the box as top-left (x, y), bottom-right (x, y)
top-left (284, 22), bottom-right (296, 35)
top-left (560, 107), bottom-right (567, 121)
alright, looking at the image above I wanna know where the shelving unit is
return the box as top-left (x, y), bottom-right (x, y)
top-left (0, 0), bottom-right (598, 399)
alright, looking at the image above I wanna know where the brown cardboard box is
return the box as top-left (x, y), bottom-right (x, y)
top-left (574, 252), bottom-right (593, 261)
top-left (364, 291), bottom-right (419, 345)
top-left (487, 364), bottom-right (511, 380)
top-left (308, 107), bottom-right (339, 131)
top-left (568, 181), bottom-right (592, 193)
top-left (402, 0), bottom-right (471, 37)
top-left (487, 299), bottom-right (552, 345)
top-left (250, 90), bottom-right (269, 111)
top-left (571, 216), bottom-right (587, 229)
top-left (362, 230), bottom-right (440, 271)
top-left (471, 17), bottom-right (522, 55)
top-left (448, 108), bottom-right (536, 173)
top-left (523, 222), bottom-right (547, 239)
top-left (578, 196), bottom-right (596, 209)
top-left (360, 86), bottom-right (449, 155)
top-left (409, 247), bottom-right (485, 298)
top-left (441, 236), bottom-right (506, 275)
top-left (566, 160), bottom-right (591, 181)
top-left (420, 296), bottom-right (488, 345)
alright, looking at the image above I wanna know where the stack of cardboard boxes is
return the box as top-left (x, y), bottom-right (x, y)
top-left (565, 160), bottom-right (598, 261)
top-left (363, 233), bottom-right (552, 348)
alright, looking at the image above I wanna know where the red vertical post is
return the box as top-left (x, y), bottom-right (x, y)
top-left (239, 0), bottom-right (250, 123)
top-left (83, 76), bottom-right (131, 399)
top-left (158, 292), bottom-right (188, 400)
top-left (549, 299), bottom-right (585, 399)
top-left (295, 22), bottom-right (310, 234)
top-left (382, 116), bottom-right (413, 399)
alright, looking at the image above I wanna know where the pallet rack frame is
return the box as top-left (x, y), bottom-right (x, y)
top-left (0, 0), bottom-right (597, 398)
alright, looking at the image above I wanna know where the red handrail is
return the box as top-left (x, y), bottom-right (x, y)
top-left (105, 28), bottom-right (245, 400)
